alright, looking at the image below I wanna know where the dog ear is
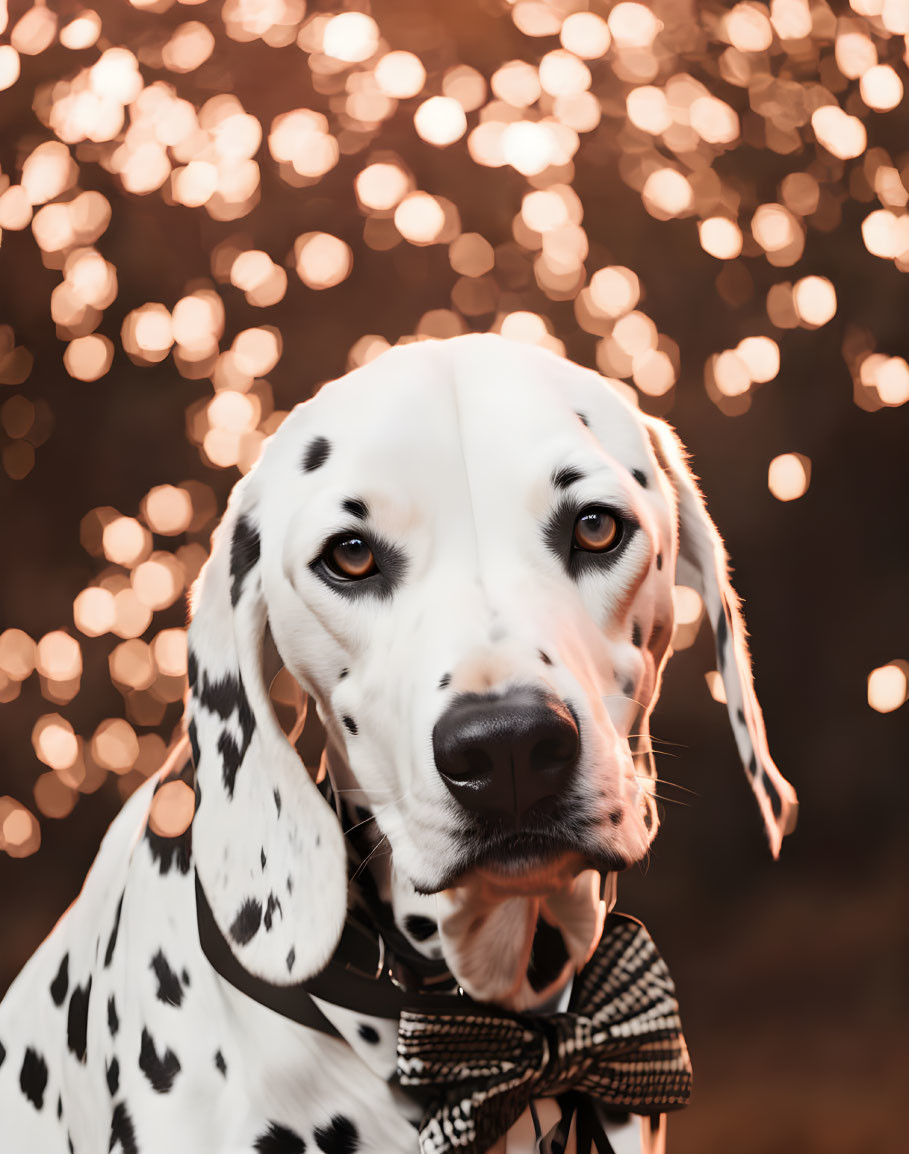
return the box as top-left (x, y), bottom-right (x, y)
top-left (187, 474), bottom-right (347, 984)
top-left (645, 418), bottom-right (798, 857)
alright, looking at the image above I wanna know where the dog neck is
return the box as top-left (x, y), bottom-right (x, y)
top-left (323, 742), bottom-right (612, 1011)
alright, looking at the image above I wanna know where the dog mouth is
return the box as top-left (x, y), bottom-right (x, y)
top-left (416, 825), bottom-right (629, 895)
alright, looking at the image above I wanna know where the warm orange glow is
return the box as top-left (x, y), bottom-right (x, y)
top-left (355, 163), bottom-right (410, 211)
top-left (860, 64), bottom-right (903, 111)
top-left (103, 516), bottom-right (151, 567)
top-left (374, 51), bottom-right (426, 99)
top-left (736, 336), bottom-right (780, 383)
top-left (811, 105), bottom-right (867, 159)
top-left (867, 662), bottom-right (908, 713)
top-left (322, 12), bottom-right (379, 64)
top-left (91, 718), bottom-right (140, 773)
top-left (671, 585), bottom-right (703, 650)
top-left (642, 169), bottom-right (693, 219)
top-left (73, 587), bottom-right (116, 637)
top-left (698, 217), bottom-right (743, 259)
top-left (394, 192), bottom-right (446, 245)
top-left (0, 629), bottom-right (37, 681)
top-left (768, 453), bottom-right (811, 501)
top-left (152, 629), bottom-right (188, 677)
top-left (792, 276), bottom-right (837, 327)
top-left (32, 715), bottom-right (79, 771)
top-left (149, 779), bottom-right (195, 837)
top-left (60, 11), bottom-right (102, 51)
top-left (560, 12), bottom-right (611, 59)
top-left (294, 233), bottom-right (353, 290)
top-left (414, 97), bottom-right (467, 147)
top-left (608, 3), bottom-right (661, 48)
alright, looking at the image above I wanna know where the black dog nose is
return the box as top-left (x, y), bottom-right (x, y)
top-left (433, 689), bottom-right (579, 820)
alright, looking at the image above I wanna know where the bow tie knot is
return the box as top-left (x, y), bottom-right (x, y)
top-left (397, 914), bottom-right (691, 1154)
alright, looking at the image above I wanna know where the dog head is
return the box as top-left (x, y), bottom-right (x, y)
top-left (187, 334), bottom-right (797, 994)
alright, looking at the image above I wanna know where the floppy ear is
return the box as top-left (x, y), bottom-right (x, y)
top-left (187, 473), bottom-right (347, 983)
top-left (644, 418), bottom-right (798, 857)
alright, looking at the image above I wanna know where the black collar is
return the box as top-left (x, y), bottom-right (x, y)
top-left (195, 874), bottom-right (458, 1037)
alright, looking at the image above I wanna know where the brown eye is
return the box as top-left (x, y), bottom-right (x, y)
top-left (326, 536), bottom-right (377, 579)
top-left (573, 507), bottom-right (620, 552)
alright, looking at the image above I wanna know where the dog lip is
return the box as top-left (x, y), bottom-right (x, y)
top-left (412, 832), bottom-right (630, 895)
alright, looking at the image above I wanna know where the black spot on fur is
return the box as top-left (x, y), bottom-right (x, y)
top-left (748, 753), bottom-right (758, 777)
top-left (609, 808), bottom-right (624, 825)
top-left (181, 969), bottom-right (190, 986)
top-left (67, 977), bottom-right (92, 1063)
top-left (107, 995), bottom-right (119, 1036)
top-left (187, 649), bottom-right (198, 690)
top-left (656, 552), bottom-right (663, 570)
top-left (341, 497), bottom-right (368, 520)
top-left (68, 1135), bottom-right (74, 1153)
top-left (286, 947), bottom-right (296, 973)
top-left (622, 678), bottom-right (635, 698)
top-left (273, 788), bottom-right (282, 815)
top-left (57, 1094), bottom-right (62, 1118)
top-left (230, 515), bottom-right (260, 607)
top-left (0, 1039), bottom-right (5, 1068)
top-left (143, 747), bottom-right (194, 872)
top-left (151, 950), bottom-right (183, 1007)
top-left (139, 1027), bottom-right (181, 1093)
top-left (104, 895), bottom-right (124, 967)
top-left (538, 650), bottom-right (553, 666)
top-left (357, 1023), bottom-right (379, 1044)
top-left (193, 670), bottom-right (256, 798)
top-left (109, 1100), bottom-right (138, 1154)
top-left (339, 668), bottom-right (348, 680)
top-left (716, 611), bottom-right (728, 672)
top-left (643, 802), bottom-right (654, 830)
top-left (50, 953), bottom-right (69, 1006)
top-left (575, 411), bottom-right (590, 427)
top-left (314, 1115), bottom-right (359, 1154)
top-left (342, 715), bottom-right (357, 735)
top-left (737, 708), bottom-right (746, 726)
top-left (403, 914), bottom-right (438, 942)
top-left (188, 719), bottom-right (200, 769)
top-left (302, 436), bottom-right (331, 473)
top-left (264, 893), bottom-right (282, 931)
top-left (255, 1122), bottom-right (307, 1153)
top-left (762, 771), bottom-right (782, 817)
top-left (214, 1049), bottom-right (227, 1076)
top-left (631, 468), bottom-right (648, 488)
top-left (145, 813), bottom-right (192, 877)
top-left (260, 847), bottom-right (267, 869)
top-left (631, 622), bottom-right (643, 648)
top-left (106, 1058), bottom-right (119, 1096)
top-left (230, 898), bottom-right (262, 945)
top-left (552, 465), bottom-right (584, 491)
top-left (438, 672), bottom-right (451, 689)
top-left (19, 1047), bottom-right (48, 1110)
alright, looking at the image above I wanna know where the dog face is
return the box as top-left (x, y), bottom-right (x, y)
top-left (187, 335), bottom-right (797, 989)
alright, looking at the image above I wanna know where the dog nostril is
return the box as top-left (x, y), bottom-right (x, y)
top-left (529, 732), bottom-right (577, 774)
top-left (449, 747), bottom-right (493, 783)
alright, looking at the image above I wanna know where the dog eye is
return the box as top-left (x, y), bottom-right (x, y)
top-left (324, 536), bottom-right (377, 579)
top-left (573, 507), bottom-right (621, 552)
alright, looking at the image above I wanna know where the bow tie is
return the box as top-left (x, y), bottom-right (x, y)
top-left (396, 914), bottom-right (692, 1154)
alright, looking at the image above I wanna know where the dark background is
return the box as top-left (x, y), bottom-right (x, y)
top-left (2, 2), bottom-right (907, 1151)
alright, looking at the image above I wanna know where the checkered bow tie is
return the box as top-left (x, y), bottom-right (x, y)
top-left (396, 914), bottom-right (692, 1154)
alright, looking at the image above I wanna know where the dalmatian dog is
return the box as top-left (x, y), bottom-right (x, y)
top-left (0, 334), bottom-right (797, 1154)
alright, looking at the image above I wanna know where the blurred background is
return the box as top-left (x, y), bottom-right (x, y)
top-left (1, 0), bottom-right (907, 1149)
